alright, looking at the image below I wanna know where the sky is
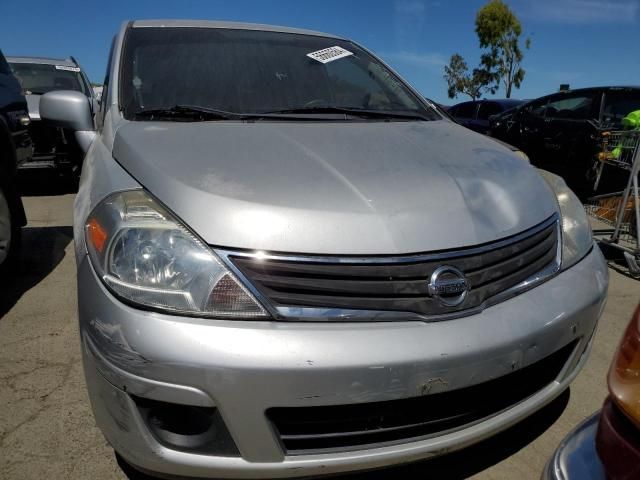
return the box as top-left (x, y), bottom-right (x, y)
top-left (1, 0), bottom-right (639, 105)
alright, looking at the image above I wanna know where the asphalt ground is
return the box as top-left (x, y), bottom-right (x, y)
top-left (1, 171), bottom-right (638, 480)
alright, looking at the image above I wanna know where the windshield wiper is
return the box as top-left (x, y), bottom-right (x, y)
top-left (133, 104), bottom-right (431, 122)
top-left (260, 106), bottom-right (431, 121)
top-left (133, 105), bottom-right (243, 121)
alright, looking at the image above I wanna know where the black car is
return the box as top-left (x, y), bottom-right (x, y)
top-left (425, 97), bottom-right (531, 162)
top-left (448, 99), bottom-right (524, 134)
top-left (0, 50), bottom-right (29, 276)
top-left (489, 86), bottom-right (640, 196)
top-left (7, 56), bottom-right (94, 176)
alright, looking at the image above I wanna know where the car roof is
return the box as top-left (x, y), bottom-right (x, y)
top-left (565, 86), bottom-right (640, 92)
top-left (524, 86), bottom-right (640, 104)
top-left (6, 56), bottom-right (77, 67)
top-left (451, 99), bottom-right (524, 107)
top-left (489, 99), bottom-right (525, 106)
top-left (130, 19), bottom-right (343, 40)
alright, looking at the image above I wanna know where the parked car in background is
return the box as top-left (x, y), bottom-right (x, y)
top-left (0, 49), bottom-right (29, 277)
top-left (7, 56), bottom-right (94, 176)
top-left (543, 303), bottom-right (640, 480)
top-left (40, 20), bottom-right (607, 479)
top-left (427, 97), bottom-right (531, 161)
top-left (449, 99), bottom-right (524, 134)
top-left (489, 86), bottom-right (640, 197)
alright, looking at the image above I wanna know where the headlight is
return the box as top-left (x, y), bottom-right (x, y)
top-left (539, 170), bottom-right (593, 269)
top-left (85, 190), bottom-right (267, 318)
top-left (513, 150), bottom-right (530, 162)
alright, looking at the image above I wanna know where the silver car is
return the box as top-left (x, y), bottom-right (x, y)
top-left (7, 56), bottom-right (94, 174)
top-left (39, 20), bottom-right (608, 479)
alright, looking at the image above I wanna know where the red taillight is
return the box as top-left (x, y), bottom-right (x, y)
top-left (608, 304), bottom-right (640, 425)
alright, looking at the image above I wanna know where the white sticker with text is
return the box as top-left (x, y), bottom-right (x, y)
top-left (307, 46), bottom-right (353, 64)
top-left (55, 65), bottom-right (81, 72)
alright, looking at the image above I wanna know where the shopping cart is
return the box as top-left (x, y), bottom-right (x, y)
top-left (587, 129), bottom-right (640, 276)
top-left (593, 130), bottom-right (639, 189)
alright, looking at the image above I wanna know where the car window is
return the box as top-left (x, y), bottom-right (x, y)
top-left (9, 62), bottom-right (88, 95)
top-left (477, 102), bottom-right (502, 120)
top-left (452, 102), bottom-right (476, 118)
top-left (601, 90), bottom-right (640, 127)
top-left (326, 58), bottom-right (415, 111)
top-left (498, 106), bottom-right (520, 118)
top-left (545, 94), bottom-right (595, 120)
top-left (521, 98), bottom-right (548, 119)
top-left (120, 27), bottom-right (436, 120)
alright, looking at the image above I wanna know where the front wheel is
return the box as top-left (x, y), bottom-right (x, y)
top-left (0, 182), bottom-right (20, 277)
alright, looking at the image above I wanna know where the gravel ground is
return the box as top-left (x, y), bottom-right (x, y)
top-left (1, 179), bottom-right (638, 480)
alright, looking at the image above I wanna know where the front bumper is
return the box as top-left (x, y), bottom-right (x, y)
top-left (79, 247), bottom-right (608, 479)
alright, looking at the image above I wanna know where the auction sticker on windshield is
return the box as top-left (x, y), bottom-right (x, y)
top-left (55, 65), bottom-right (81, 72)
top-left (307, 46), bottom-right (353, 64)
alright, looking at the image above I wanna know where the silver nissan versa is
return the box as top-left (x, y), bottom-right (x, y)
top-left (39, 20), bottom-right (608, 479)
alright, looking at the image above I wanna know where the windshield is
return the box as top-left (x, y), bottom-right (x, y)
top-left (9, 62), bottom-right (89, 95)
top-left (120, 27), bottom-right (438, 121)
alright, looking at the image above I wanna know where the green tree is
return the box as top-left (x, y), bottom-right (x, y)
top-left (443, 54), bottom-right (494, 101)
top-left (475, 0), bottom-right (531, 98)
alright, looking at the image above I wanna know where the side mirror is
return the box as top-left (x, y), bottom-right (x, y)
top-left (40, 90), bottom-right (96, 152)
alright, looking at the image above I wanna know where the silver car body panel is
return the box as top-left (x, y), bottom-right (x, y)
top-left (73, 20), bottom-right (609, 478)
top-left (6, 56), bottom-right (78, 66)
top-left (112, 120), bottom-right (556, 255)
top-left (131, 19), bottom-right (342, 39)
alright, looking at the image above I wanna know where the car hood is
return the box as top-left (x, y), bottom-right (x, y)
top-left (112, 120), bottom-right (557, 255)
top-left (25, 94), bottom-right (40, 120)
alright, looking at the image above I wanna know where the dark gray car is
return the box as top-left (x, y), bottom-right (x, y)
top-left (488, 87), bottom-right (640, 196)
top-left (449, 99), bottom-right (524, 134)
top-left (39, 20), bottom-right (607, 479)
top-left (0, 49), bottom-right (29, 276)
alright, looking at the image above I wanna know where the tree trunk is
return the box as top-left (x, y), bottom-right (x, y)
top-left (505, 52), bottom-right (514, 98)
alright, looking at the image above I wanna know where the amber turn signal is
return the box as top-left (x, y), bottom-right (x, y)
top-left (87, 218), bottom-right (108, 254)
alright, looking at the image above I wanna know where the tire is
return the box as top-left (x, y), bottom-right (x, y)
top-left (0, 180), bottom-right (21, 277)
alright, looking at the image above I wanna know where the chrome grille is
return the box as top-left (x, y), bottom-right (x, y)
top-left (226, 215), bottom-right (559, 319)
